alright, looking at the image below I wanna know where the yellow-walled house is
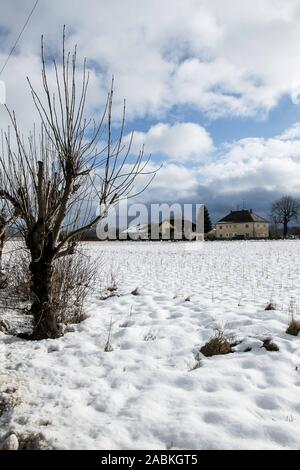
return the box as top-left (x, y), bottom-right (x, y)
top-left (216, 209), bottom-right (269, 240)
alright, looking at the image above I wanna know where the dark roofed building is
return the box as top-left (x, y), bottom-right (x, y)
top-left (121, 217), bottom-right (199, 241)
top-left (216, 209), bottom-right (269, 240)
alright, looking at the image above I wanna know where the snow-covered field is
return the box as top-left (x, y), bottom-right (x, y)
top-left (1, 240), bottom-right (300, 450)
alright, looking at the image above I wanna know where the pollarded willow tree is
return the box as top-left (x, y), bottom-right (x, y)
top-left (0, 29), bottom-right (156, 340)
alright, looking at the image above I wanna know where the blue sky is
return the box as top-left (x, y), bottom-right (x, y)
top-left (200, 97), bottom-right (300, 145)
top-left (1, 0), bottom-right (300, 222)
top-left (127, 95), bottom-right (300, 147)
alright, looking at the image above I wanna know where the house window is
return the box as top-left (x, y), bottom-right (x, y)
top-left (245, 224), bottom-right (249, 228)
top-left (220, 226), bottom-right (222, 230)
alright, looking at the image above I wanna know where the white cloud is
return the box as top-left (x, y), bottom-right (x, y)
top-left (131, 162), bottom-right (199, 203)
top-left (149, 163), bottom-right (198, 200)
top-left (277, 123), bottom-right (300, 140)
top-left (201, 127), bottom-right (300, 196)
top-left (127, 122), bottom-right (213, 162)
top-left (2, 0), bottom-right (300, 121)
top-left (0, 50), bottom-right (105, 134)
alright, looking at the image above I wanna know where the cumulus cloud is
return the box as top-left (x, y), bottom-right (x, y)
top-left (119, 161), bottom-right (199, 204)
top-left (2, 0), bottom-right (300, 121)
top-left (126, 123), bottom-right (213, 162)
top-left (202, 134), bottom-right (300, 195)
top-left (148, 163), bottom-right (199, 200)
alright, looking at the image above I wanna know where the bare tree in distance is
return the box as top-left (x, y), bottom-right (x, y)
top-left (271, 196), bottom-right (300, 238)
top-left (0, 27), bottom-right (156, 340)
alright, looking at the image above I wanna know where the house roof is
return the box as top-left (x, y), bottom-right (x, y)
top-left (217, 210), bottom-right (268, 224)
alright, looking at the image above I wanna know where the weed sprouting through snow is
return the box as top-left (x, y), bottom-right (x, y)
top-left (104, 317), bottom-right (114, 352)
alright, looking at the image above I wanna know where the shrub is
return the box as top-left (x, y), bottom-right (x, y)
top-left (0, 387), bottom-right (21, 416)
top-left (265, 303), bottom-right (276, 311)
top-left (100, 272), bottom-right (120, 300)
top-left (6, 248), bottom-right (95, 326)
top-left (262, 338), bottom-right (279, 351)
top-left (286, 319), bottom-right (300, 336)
top-left (5, 248), bottom-right (31, 302)
top-left (17, 432), bottom-right (48, 450)
top-left (104, 317), bottom-right (114, 352)
top-left (0, 320), bottom-right (8, 333)
top-left (52, 251), bottom-right (96, 324)
top-left (200, 329), bottom-right (232, 357)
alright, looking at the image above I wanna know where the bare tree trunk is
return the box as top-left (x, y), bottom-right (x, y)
top-left (29, 256), bottom-right (61, 340)
top-left (283, 220), bottom-right (288, 238)
top-left (0, 231), bottom-right (5, 271)
top-left (26, 222), bottom-right (61, 339)
top-left (0, 231), bottom-right (7, 289)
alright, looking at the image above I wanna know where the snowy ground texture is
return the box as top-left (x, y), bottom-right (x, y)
top-left (1, 240), bottom-right (300, 450)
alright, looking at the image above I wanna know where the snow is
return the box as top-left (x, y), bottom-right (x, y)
top-left (1, 240), bottom-right (300, 450)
